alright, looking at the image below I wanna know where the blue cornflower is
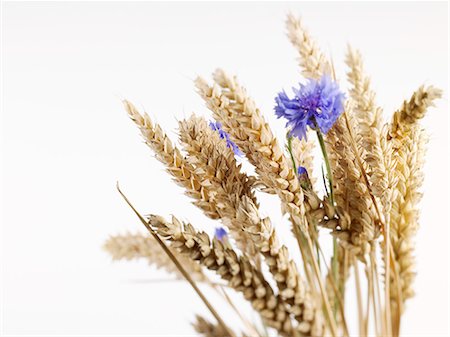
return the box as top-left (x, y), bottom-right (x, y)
top-left (214, 227), bottom-right (228, 241)
top-left (209, 121), bottom-right (243, 156)
top-left (275, 75), bottom-right (345, 140)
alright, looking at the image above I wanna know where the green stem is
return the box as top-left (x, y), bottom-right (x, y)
top-left (286, 134), bottom-right (313, 277)
top-left (315, 128), bottom-right (339, 319)
top-left (315, 130), bottom-right (334, 205)
top-left (288, 134), bottom-right (324, 271)
top-left (287, 132), bottom-right (339, 333)
top-left (287, 135), bottom-right (297, 173)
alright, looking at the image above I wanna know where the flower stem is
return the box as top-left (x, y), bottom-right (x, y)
top-left (315, 128), bottom-right (339, 318)
top-left (315, 129), bottom-right (334, 205)
top-left (287, 134), bottom-right (297, 173)
top-left (287, 134), bottom-right (320, 269)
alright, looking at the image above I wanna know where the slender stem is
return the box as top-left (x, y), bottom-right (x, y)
top-left (305, 233), bottom-right (339, 337)
top-left (117, 183), bottom-right (236, 337)
top-left (332, 238), bottom-right (338, 315)
top-left (287, 134), bottom-right (322, 275)
top-left (287, 134), bottom-right (297, 173)
top-left (292, 225), bottom-right (336, 336)
top-left (288, 131), bottom-right (338, 336)
top-left (341, 111), bottom-right (394, 335)
top-left (389, 244), bottom-right (402, 337)
top-left (315, 128), bottom-right (339, 324)
top-left (342, 249), bottom-right (348, 306)
top-left (364, 263), bottom-right (372, 337)
top-left (353, 258), bottom-right (365, 337)
top-left (371, 247), bottom-right (383, 337)
top-left (292, 224), bottom-right (316, 292)
top-left (215, 285), bottom-right (261, 337)
top-left (316, 226), bottom-right (321, 272)
top-left (384, 221), bottom-right (393, 336)
top-left (313, 232), bottom-right (350, 337)
top-left (315, 130), bottom-right (334, 205)
top-left (286, 135), bottom-right (317, 288)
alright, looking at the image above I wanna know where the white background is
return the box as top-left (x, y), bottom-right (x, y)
top-left (1, 1), bottom-right (449, 336)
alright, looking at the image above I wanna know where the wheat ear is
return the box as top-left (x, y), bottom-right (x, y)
top-left (390, 129), bottom-right (427, 303)
top-left (237, 196), bottom-right (325, 336)
top-left (388, 86), bottom-right (442, 300)
top-left (389, 86), bottom-right (442, 139)
top-left (123, 100), bottom-right (221, 219)
top-left (345, 46), bottom-right (396, 213)
top-left (104, 232), bottom-right (206, 282)
top-left (149, 214), bottom-right (315, 337)
top-left (385, 86), bottom-right (441, 335)
top-left (178, 115), bottom-right (260, 265)
top-left (286, 13), bottom-right (331, 79)
top-left (290, 134), bottom-right (316, 186)
top-left (345, 46), bottom-right (382, 129)
top-left (324, 106), bottom-right (379, 258)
